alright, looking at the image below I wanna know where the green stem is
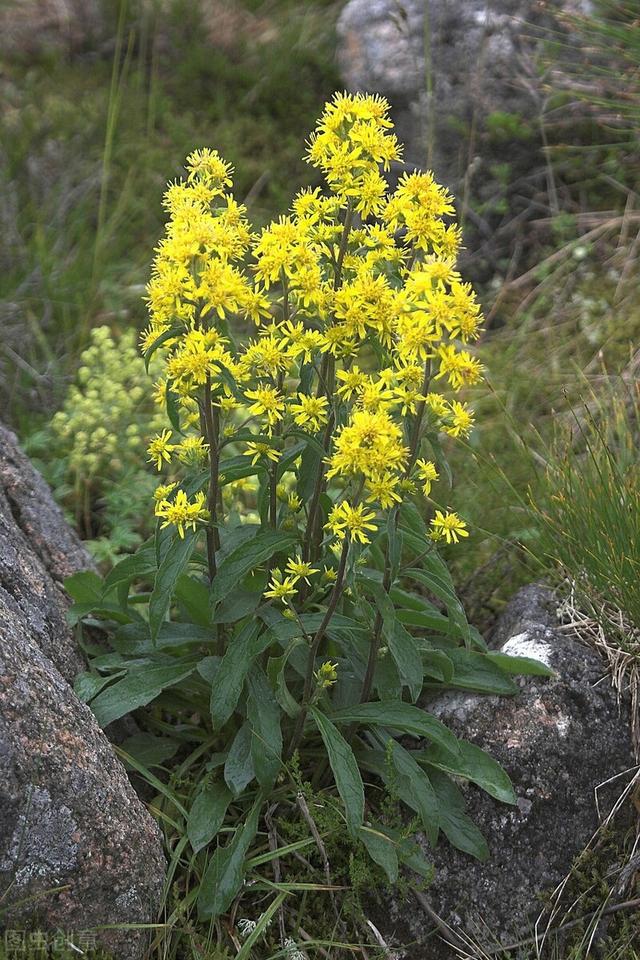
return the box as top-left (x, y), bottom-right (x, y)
top-left (358, 361), bottom-right (432, 705)
top-left (407, 358), bottom-right (432, 470)
top-left (286, 535), bottom-right (350, 758)
top-left (202, 373), bottom-right (220, 583)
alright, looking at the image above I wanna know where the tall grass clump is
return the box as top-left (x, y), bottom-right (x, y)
top-left (533, 385), bottom-right (640, 636)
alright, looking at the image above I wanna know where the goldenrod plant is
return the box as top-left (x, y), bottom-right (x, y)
top-left (68, 94), bottom-right (551, 937)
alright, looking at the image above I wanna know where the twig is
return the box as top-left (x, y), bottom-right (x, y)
top-left (296, 792), bottom-right (338, 921)
top-left (413, 890), bottom-right (470, 952)
top-left (265, 803), bottom-right (286, 946)
top-left (466, 898), bottom-right (640, 958)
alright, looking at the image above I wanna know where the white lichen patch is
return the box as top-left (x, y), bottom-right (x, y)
top-left (501, 632), bottom-right (552, 667)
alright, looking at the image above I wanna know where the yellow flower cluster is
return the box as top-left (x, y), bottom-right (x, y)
top-left (143, 92), bottom-right (482, 549)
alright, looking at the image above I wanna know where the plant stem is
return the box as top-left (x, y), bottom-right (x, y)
top-left (407, 358), bottom-right (432, 470)
top-left (286, 536), bottom-right (350, 758)
top-left (358, 361), bottom-right (432, 705)
top-left (202, 372), bottom-right (220, 583)
top-left (303, 203), bottom-right (354, 562)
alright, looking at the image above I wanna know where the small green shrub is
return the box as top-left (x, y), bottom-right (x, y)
top-left (26, 325), bottom-right (165, 561)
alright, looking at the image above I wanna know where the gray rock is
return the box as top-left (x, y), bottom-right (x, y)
top-left (377, 583), bottom-right (635, 958)
top-left (337, 0), bottom-right (591, 277)
top-left (0, 425), bottom-right (166, 958)
top-left (0, 423), bottom-right (92, 683)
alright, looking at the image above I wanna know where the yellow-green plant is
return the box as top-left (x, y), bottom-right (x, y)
top-left (32, 326), bottom-right (166, 555)
top-left (68, 94), bottom-right (551, 934)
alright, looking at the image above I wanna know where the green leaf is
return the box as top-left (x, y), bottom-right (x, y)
top-left (311, 708), bottom-right (364, 839)
top-left (224, 722), bottom-right (256, 796)
top-left (395, 605), bottom-right (451, 635)
top-left (267, 641), bottom-right (304, 718)
top-left (197, 794), bottom-right (262, 919)
top-left (363, 579), bottom-right (423, 702)
top-left (389, 741), bottom-right (439, 846)
top-left (246, 667), bottom-right (282, 790)
top-left (218, 454), bottom-right (268, 486)
top-left (210, 530), bottom-right (297, 607)
top-left (64, 571), bottom-right (103, 604)
top-left (74, 672), bottom-right (120, 703)
top-left (429, 769), bottom-right (489, 860)
top-left (165, 380), bottom-right (182, 434)
top-left (422, 740), bottom-right (516, 805)
top-left (210, 620), bottom-right (262, 729)
top-left (330, 702), bottom-right (459, 755)
top-left (120, 733), bottom-right (179, 768)
top-left (175, 574), bottom-right (211, 628)
top-left (113, 621), bottom-right (213, 655)
top-left (422, 649), bottom-right (454, 683)
top-left (89, 661), bottom-right (197, 727)
top-left (188, 780), bottom-right (232, 853)
top-left (446, 649), bottom-right (519, 695)
top-left (486, 652), bottom-right (555, 677)
top-left (149, 531), bottom-right (196, 642)
top-left (67, 600), bottom-right (137, 627)
top-left (297, 441), bottom-right (322, 502)
top-left (358, 825), bottom-right (398, 883)
top-left (213, 571), bottom-right (265, 624)
top-left (103, 541), bottom-right (157, 594)
top-left (143, 324), bottom-right (182, 371)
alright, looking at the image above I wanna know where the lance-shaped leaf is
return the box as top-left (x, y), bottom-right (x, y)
top-left (421, 739), bottom-right (516, 805)
top-left (311, 708), bottom-right (364, 838)
top-left (210, 620), bottom-right (265, 729)
top-left (89, 661), bottom-right (198, 727)
top-left (210, 530), bottom-right (297, 607)
top-left (224, 722), bottom-right (255, 796)
top-left (188, 780), bottom-right (232, 853)
top-left (246, 666), bottom-right (282, 790)
top-left (358, 825), bottom-right (399, 883)
top-left (149, 531), bottom-right (196, 642)
top-left (330, 701), bottom-right (460, 756)
top-left (197, 795), bottom-right (262, 919)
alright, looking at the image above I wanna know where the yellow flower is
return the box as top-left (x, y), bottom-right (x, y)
top-left (445, 400), bottom-right (475, 438)
top-left (285, 556), bottom-right (319, 584)
top-left (289, 393), bottom-right (329, 432)
top-left (147, 429), bottom-right (176, 471)
top-left (415, 459), bottom-right (439, 496)
top-left (155, 489), bottom-right (209, 538)
top-left (328, 409), bottom-right (407, 480)
top-left (314, 660), bottom-right (338, 689)
top-left (244, 386), bottom-right (285, 427)
top-left (153, 482), bottom-right (177, 501)
top-left (185, 147), bottom-right (234, 188)
top-left (176, 436), bottom-right (209, 466)
top-left (435, 344), bottom-right (483, 390)
top-left (244, 442), bottom-right (281, 466)
top-left (264, 569), bottom-right (299, 602)
top-left (326, 501), bottom-right (378, 544)
top-left (336, 365), bottom-right (367, 400)
top-left (430, 510), bottom-right (469, 545)
top-left (365, 473), bottom-right (402, 510)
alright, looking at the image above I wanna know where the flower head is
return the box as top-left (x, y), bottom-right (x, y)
top-left (430, 510), bottom-right (469, 545)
